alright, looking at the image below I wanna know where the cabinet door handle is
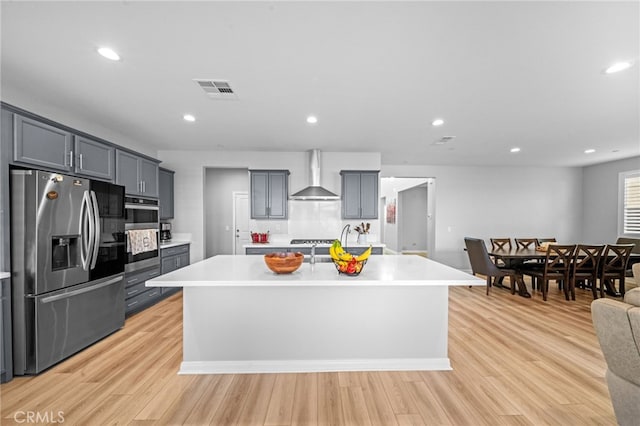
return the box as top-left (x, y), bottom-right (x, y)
top-left (142, 181), bottom-right (146, 193)
top-left (79, 153), bottom-right (84, 170)
top-left (69, 150), bottom-right (74, 168)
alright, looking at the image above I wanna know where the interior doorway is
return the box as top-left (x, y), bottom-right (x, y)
top-left (380, 177), bottom-right (435, 258)
top-left (233, 192), bottom-right (250, 255)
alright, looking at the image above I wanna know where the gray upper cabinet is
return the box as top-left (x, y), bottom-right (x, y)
top-left (341, 170), bottom-right (379, 219)
top-left (159, 168), bottom-right (175, 219)
top-left (13, 114), bottom-right (115, 181)
top-left (13, 114), bottom-right (73, 172)
top-left (250, 170), bottom-right (289, 219)
top-left (74, 136), bottom-right (114, 180)
top-left (116, 149), bottom-right (159, 197)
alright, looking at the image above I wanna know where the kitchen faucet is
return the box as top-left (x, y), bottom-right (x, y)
top-left (310, 243), bottom-right (317, 264)
top-left (340, 224), bottom-right (351, 248)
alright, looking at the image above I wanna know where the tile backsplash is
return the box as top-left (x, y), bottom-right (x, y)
top-left (248, 200), bottom-right (379, 244)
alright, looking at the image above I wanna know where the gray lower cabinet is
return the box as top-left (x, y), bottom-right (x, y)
top-left (159, 168), bottom-right (175, 219)
top-left (160, 244), bottom-right (189, 296)
top-left (124, 266), bottom-right (162, 316)
top-left (13, 114), bottom-right (115, 181)
top-left (250, 170), bottom-right (289, 219)
top-left (1, 278), bottom-right (12, 383)
top-left (340, 170), bottom-right (379, 219)
top-left (123, 244), bottom-right (189, 316)
top-left (161, 244), bottom-right (190, 274)
top-left (116, 149), bottom-right (159, 197)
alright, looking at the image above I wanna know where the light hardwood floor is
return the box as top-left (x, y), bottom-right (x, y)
top-left (0, 278), bottom-right (620, 425)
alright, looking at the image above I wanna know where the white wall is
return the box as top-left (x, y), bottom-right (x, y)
top-left (380, 178), bottom-right (430, 252)
top-left (158, 150), bottom-right (381, 262)
top-left (204, 168), bottom-right (249, 257)
top-left (582, 155), bottom-right (640, 243)
top-left (399, 185), bottom-right (428, 252)
top-left (381, 165), bottom-right (584, 269)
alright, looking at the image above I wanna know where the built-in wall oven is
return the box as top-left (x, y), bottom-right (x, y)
top-left (124, 197), bottom-right (160, 273)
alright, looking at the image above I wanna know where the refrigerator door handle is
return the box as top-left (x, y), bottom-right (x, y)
top-left (39, 275), bottom-right (123, 304)
top-left (79, 190), bottom-right (92, 271)
top-left (89, 190), bottom-right (101, 269)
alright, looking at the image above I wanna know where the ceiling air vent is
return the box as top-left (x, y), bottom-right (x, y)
top-left (432, 136), bottom-right (456, 146)
top-left (193, 79), bottom-right (238, 100)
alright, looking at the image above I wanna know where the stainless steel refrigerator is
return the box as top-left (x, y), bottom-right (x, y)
top-left (10, 169), bottom-right (126, 375)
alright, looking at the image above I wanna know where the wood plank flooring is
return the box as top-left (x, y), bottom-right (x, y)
top-left (0, 278), bottom-right (622, 425)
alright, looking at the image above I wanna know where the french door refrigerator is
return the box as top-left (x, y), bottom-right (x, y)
top-left (10, 169), bottom-right (126, 375)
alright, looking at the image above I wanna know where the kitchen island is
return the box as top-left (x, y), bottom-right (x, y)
top-left (147, 255), bottom-right (483, 374)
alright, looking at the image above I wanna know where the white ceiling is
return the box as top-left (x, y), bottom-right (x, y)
top-left (1, 1), bottom-right (638, 167)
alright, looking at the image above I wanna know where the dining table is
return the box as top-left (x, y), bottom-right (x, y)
top-left (488, 247), bottom-right (544, 298)
top-left (488, 247), bottom-right (640, 298)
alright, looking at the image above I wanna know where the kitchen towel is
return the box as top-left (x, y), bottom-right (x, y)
top-left (127, 229), bottom-right (158, 255)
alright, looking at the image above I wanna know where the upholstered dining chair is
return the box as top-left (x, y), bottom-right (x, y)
top-left (515, 238), bottom-right (538, 250)
top-left (570, 244), bottom-right (605, 300)
top-left (600, 244), bottom-right (635, 297)
top-left (464, 237), bottom-right (518, 295)
top-left (521, 244), bottom-right (576, 301)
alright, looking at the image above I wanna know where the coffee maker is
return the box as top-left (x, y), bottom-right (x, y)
top-left (160, 222), bottom-right (172, 241)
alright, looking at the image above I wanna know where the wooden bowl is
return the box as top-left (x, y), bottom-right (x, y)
top-left (264, 252), bottom-right (304, 274)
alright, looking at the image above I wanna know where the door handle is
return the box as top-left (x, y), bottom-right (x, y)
top-left (89, 190), bottom-right (101, 269)
top-left (40, 276), bottom-right (123, 304)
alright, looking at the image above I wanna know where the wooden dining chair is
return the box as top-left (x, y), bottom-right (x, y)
top-left (464, 237), bottom-right (518, 296)
top-left (600, 244), bottom-right (634, 297)
top-left (490, 238), bottom-right (512, 251)
top-left (489, 238), bottom-right (512, 285)
top-left (515, 238), bottom-right (538, 250)
top-left (569, 244), bottom-right (604, 300)
top-left (521, 245), bottom-right (576, 301)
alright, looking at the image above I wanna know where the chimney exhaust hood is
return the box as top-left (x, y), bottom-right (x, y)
top-left (290, 149), bottom-right (340, 200)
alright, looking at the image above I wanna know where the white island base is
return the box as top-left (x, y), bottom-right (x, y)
top-left (148, 255), bottom-right (483, 374)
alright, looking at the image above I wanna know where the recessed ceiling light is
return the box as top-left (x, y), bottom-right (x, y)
top-left (605, 61), bottom-right (632, 74)
top-left (584, 149), bottom-right (596, 154)
top-left (97, 47), bottom-right (120, 61)
top-left (183, 114), bottom-right (196, 122)
top-left (306, 115), bottom-right (318, 124)
top-left (510, 147), bottom-right (521, 153)
top-left (432, 119), bottom-right (444, 126)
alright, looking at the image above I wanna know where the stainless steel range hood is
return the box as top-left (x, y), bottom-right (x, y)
top-left (290, 149), bottom-right (340, 200)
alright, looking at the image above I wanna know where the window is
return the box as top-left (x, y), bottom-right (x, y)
top-left (620, 170), bottom-right (640, 236)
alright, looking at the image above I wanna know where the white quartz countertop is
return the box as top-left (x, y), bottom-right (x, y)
top-left (159, 240), bottom-right (191, 249)
top-left (0, 272), bottom-right (9, 280)
top-left (148, 255), bottom-right (482, 288)
top-left (243, 242), bottom-right (385, 249)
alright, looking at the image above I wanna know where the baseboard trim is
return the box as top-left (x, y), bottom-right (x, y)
top-left (179, 358), bottom-right (452, 374)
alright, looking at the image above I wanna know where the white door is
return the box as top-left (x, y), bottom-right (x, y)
top-left (233, 192), bottom-right (250, 255)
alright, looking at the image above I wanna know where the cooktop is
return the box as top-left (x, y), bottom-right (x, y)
top-left (290, 239), bottom-right (335, 245)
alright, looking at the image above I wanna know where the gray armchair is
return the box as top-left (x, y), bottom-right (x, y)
top-left (591, 263), bottom-right (640, 425)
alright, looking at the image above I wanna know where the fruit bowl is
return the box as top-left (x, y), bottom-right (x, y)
top-left (264, 252), bottom-right (304, 274)
top-left (333, 258), bottom-right (367, 276)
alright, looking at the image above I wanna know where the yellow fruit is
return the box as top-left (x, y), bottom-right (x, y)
top-left (356, 246), bottom-right (372, 262)
top-left (338, 251), bottom-right (353, 262)
top-left (329, 245), bottom-right (339, 260)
